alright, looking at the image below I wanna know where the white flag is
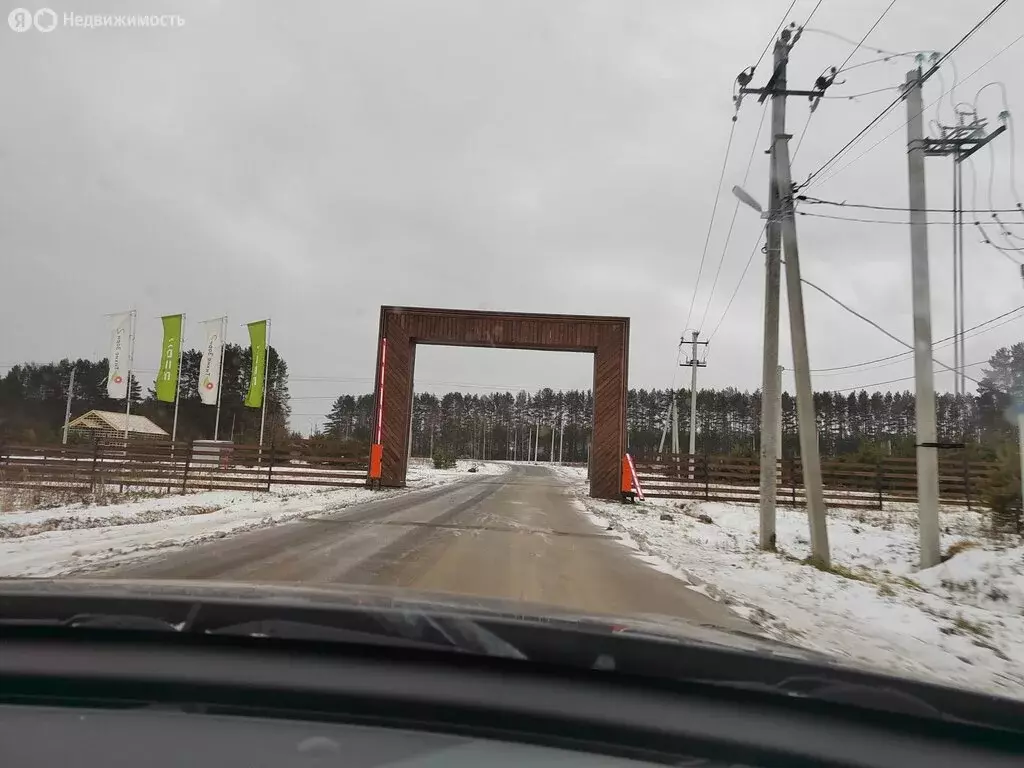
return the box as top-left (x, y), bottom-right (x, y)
top-left (198, 318), bottom-right (225, 405)
top-left (107, 312), bottom-right (131, 399)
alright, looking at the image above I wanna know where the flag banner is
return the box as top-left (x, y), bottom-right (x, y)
top-left (155, 314), bottom-right (183, 403)
top-left (199, 318), bottom-right (225, 405)
top-left (107, 312), bottom-right (131, 399)
top-left (244, 320), bottom-right (268, 408)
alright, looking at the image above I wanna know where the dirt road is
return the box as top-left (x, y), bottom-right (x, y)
top-left (98, 465), bottom-right (745, 628)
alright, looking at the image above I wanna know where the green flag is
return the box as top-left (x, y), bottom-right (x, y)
top-left (155, 314), bottom-right (183, 403)
top-left (245, 319), bottom-right (268, 408)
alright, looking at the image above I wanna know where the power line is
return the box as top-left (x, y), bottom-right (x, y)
top-left (923, 1), bottom-right (1008, 80)
top-left (792, 109), bottom-right (816, 160)
top-left (683, 118), bottom-right (739, 333)
top-left (801, 27), bottom-right (904, 58)
top-left (799, 91), bottom-right (907, 189)
top-left (820, 85), bottom-right (899, 100)
top-left (801, 0), bottom-right (826, 29)
top-left (798, 210), bottom-right (955, 225)
top-left (837, 0), bottom-right (898, 74)
top-left (811, 304), bottom-right (1024, 374)
top-left (800, 1), bottom-right (1011, 189)
top-left (705, 225), bottom-right (767, 343)
top-left (801, 276), bottom-right (910, 351)
top-left (797, 272), bottom-right (990, 386)
top-left (697, 104), bottom-right (768, 332)
top-left (797, 194), bottom-right (1022, 214)
top-left (838, 51), bottom-right (938, 74)
top-left (832, 359), bottom-right (988, 394)
top-left (809, 30), bottom-right (1024, 189)
top-left (754, 0), bottom-right (799, 71)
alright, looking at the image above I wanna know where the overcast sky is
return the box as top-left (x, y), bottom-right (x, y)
top-left (3, 0), bottom-right (1024, 433)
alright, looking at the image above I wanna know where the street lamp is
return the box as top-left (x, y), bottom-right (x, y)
top-left (732, 185), bottom-right (767, 217)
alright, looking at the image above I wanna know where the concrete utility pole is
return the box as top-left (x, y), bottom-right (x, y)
top-left (680, 332), bottom-right (708, 453)
top-left (558, 415), bottom-right (565, 463)
top-left (550, 420), bottom-right (556, 462)
top-left (738, 24), bottom-right (828, 565)
top-left (899, 56), bottom-right (1004, 566)
top-left (774, 121), bottom-right (830, 567)
top-left (927, 91), bottom-right (1005, 426)
top-left (658, 395), bottom-right (671, 456)
top-left (759, 36), bottom-right (786, 550)
top-left (671, 396), bottom-right (680, 454)
top-left (905, 67), bottom-right (941, 568)
top-left (534, 418), bottom-right (540, 463)
top-left (680, 332), bottom-right (708, 481)
top-left (61, 366), bottom-right (76, 446)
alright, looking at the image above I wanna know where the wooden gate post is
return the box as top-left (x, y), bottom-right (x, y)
top-left (790, 457), bottom-right (798, 506)
top-left (875, 460), bottom-right (884, 511)
top-left (89, 439), bottom-right (100, 493)
top-left (962, 453), bottom-right (972, 511)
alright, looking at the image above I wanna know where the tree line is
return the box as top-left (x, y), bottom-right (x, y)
top-left (6, 341), bottom-right (1023, 462)
top-left (0, 345), bottom-right (291, 445)
top-left (317, 342), bottom-right (1021, 462)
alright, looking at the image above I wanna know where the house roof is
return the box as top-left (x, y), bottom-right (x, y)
top-left (67, 410), bottom-right (169, 436)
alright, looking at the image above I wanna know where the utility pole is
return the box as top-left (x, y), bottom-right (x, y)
top-left (558, 414), bottom-right (565, 463)
top-left (680, 332), bottom-right (708, 480)
top-left (61, 366), bottom-right (76, 445)
top-left (534, 418), bottom-right (540, 463)
top-left (550, 419), bottom-right (556, 462)
top-left (738, 24), bottom-right (829, 566)
top-left (680, 332), bottom-right (708, 454)
top-left (905, 67), bottom-right (941, 568)
top-left (658, 396), bottom-right (671, 456)
top-left (759, 36), bottom-right (786, 550)
top-left (898, 55), bottom-right (1004, 565)
top-left (924, 89), bottom-right (1005, 431)
top-left (671, 396), bottom-right (680, 454)
top-left (774, 118), bottom-right (830, 567)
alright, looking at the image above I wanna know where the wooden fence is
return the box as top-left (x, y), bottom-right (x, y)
top-left (633, 453), bottom-right (998, 509)
top-left (0, 440), bottom-right (369, 495)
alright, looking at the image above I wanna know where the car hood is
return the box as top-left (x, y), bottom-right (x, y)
top-left (0, 576), bottom-right (828, 663)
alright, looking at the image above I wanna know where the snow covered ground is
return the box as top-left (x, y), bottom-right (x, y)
top-left (552, 465), bottom-right (1024, 700)
top-left (1, 460), bottom-right (508, 577)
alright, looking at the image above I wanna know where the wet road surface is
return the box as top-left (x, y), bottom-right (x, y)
top-left (98, 464), bottom-right (746, 629)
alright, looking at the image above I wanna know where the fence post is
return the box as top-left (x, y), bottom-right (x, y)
top-left (266, 441), bottom-right (275, 492)
top-left (962, 453), bottom-right (972, 511)
top-left (875, 460), bottom-right (884, 511)
top-left (89, 439), bottom-right (100, 493)
top-left (180, 440), bottom-right (193, 495)
top-left (790, 457), bottom-right (798, 506)
top-left (703, 451), bottom-right (710, 501)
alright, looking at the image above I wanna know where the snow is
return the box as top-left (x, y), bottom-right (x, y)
top-left (552, 465), bottom-right (1024, 700)
top-left (0, 461), bottom-right (509, 578)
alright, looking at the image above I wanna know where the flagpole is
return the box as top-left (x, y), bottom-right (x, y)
top-left (214, 315), bottom-right (227, 441)
top-left (170, 313), bottom-right (184, 444)
top-left (258, 318), bottom-right (271, 450)
top-left (124, 309), bottom-right (137, 442)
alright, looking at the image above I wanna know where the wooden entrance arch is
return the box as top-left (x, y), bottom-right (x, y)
top-left (369, 306), bottom-right (629, 500)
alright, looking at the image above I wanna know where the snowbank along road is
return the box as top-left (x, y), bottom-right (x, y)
top-left (95, 464), bottom-right (748, 630)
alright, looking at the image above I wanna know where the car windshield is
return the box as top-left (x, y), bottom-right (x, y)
top-left (2, 0), bottom-right (1024, 707)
